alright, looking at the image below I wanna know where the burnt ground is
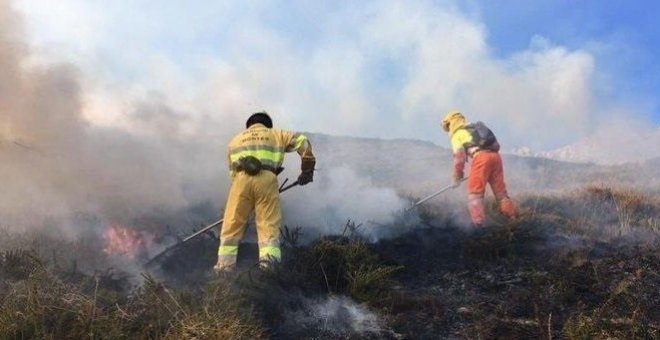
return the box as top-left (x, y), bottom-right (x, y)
top-left (147, 207), bottom-right (659, 339)
top-left (373, 221), bottom-right (660, 339)
top-left (1, 186), bottom-right (659, 339)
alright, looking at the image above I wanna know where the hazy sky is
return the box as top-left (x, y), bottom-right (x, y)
top-left (11, 0), bottom-right (660, 150)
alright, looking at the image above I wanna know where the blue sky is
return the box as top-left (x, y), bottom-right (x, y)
top-left (477, 0), bottom-right (660, 124)
top-left (13, 0), bottom-right (660, 150)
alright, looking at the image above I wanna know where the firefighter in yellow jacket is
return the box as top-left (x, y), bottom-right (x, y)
top-left (214, 112), bottom-right (315, 273)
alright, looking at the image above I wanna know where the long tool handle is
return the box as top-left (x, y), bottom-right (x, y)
top-left (409, 178), bottom-right (467, 209)
top-left (279, 180), bottom-right (300, 192)
top-left (144, 179), bottom-right (300, 267)
top-left (181, 180), bottom-right (301, 243)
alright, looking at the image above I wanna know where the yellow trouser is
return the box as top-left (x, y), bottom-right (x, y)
top-left (217, 171), bottom-right (282, 268)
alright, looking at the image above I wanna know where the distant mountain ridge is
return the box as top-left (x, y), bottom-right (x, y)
top-left (306, 133), bottom-right (660, 195)
top-left (513, 126), bottom-right (660, 165)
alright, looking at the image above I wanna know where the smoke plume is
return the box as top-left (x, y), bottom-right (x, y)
top-left (282, 166), bottom-right (411, 240)
top-left (283, 295), bottom-right (387, 337)
top-left (0, 2), bottom-right (226, 234)
top-left (0, 1), bottom-right (411, 244)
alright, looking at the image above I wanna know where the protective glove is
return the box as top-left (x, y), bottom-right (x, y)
top-left (298, 171), bottom-right (314, 185)
top-left (298, 156), bottom-right (316, 186)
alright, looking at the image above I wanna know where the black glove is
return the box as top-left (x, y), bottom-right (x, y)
top-left (298, 156), bottom-right (316, 185)
top-left (298, 170), bottom-right (314, 185)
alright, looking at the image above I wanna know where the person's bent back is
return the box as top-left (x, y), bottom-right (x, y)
top-left (215, 112), bottom-right (315, 273)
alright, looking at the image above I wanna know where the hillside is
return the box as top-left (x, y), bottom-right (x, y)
top-left (2, 134), bottom-right (660, 339)
top-left (308, 133), bottom-right (660, 196)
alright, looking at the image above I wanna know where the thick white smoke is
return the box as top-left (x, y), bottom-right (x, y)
top-left (4, 0), bottom-right (657, 247)
top-left (0, 1), bottom-right (229, 234)
top-left (13, 0), bottom-right (630, 150)
top-left (282, 166), bottom-right (411, 240)
top-left (283, 295), bottom-right (387, 337)
top-left (0, 1), bottom-right (412, 243)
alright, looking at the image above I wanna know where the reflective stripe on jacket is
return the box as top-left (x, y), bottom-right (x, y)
top-left (227, 123), bottom-right (310, 177)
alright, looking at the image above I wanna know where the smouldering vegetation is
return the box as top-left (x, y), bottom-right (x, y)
top-left (1, 185), bottom-right (658, 339)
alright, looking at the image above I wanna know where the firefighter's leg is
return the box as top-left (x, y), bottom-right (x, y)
top-left (253, 172), bottom-right (282, 268)
top-left (489, 153), bottom-right (517, 219)
top-left (467, 154), bottom-right (488, 227)
top-left (216, 173), bottom-right (254, 272)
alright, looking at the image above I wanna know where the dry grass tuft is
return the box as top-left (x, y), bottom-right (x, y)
top-left (0, 251), bottom-right (266, 339)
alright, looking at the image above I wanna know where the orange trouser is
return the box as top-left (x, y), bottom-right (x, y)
top-left (216, 171), bottom-right (282, 269)
top-left (467, 151), bottom-right (516, 225)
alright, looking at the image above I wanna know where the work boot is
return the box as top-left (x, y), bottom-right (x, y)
top-left (499, 198), bottom-right (517, 220)
top-left (213, 262), bottom-right (235, 276)
top-left (258, 258), bottom-right (279, 273)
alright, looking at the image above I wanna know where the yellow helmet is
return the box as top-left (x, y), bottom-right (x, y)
top-left (441, 110), bottom-right (465, 132)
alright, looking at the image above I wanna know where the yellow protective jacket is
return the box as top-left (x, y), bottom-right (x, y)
top-left (445, 114), bottom-right (470, 178)
top-left (227, 123), bottom-right (313, 177)
top-left (447, 117), bottom-right (499, 178)
top-left (216, 124), bottom-right (314, 270)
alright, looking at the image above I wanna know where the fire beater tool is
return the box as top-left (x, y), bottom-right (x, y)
top-left (407, 177), bottom-right (468, 211)
top-left (367, 178), bottom-right (467, 227)
top-left (144, 179), bottom-right (300, 268)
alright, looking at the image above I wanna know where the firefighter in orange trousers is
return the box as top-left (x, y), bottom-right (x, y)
top-left (214, 112), bottom-right (315, 273)
top-left (441, 111), bottom-right (516, 228)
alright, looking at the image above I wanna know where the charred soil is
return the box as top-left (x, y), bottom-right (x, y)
top-left (1, 185), bottom-right (659, 339)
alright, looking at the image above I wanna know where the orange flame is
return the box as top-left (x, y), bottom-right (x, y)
top-left (103, 224), bottom-right (150, 258)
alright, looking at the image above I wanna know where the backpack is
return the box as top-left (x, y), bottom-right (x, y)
top-left (462, 121), bottom-right (499, 152)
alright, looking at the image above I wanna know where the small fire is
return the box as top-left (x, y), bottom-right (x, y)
top-left (103, 224), bottom-right (151, 258)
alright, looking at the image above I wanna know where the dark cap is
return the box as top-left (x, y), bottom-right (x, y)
top-left (246, 111), bottom-right (273, 128)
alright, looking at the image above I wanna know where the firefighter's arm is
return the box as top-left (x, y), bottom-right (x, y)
top-left (299, 141), bottom-right (315, 178)
top-left (452, 150), bottom-right (466, 181)
top-left (450, 130), bottom-right (471, 182)
top-left (295, 135), bottom-right (315, 185)
top-left (282, 131), bottom-right (315, 185)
